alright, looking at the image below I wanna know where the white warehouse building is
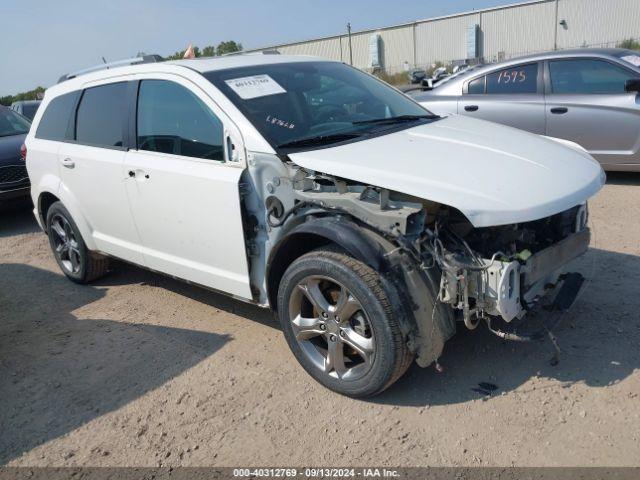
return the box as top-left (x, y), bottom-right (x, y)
top-left (249, 0), bottom-right (640, 73)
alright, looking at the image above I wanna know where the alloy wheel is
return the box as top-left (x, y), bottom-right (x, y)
top-left (50, 213), bottom-right (82, 275)
top-left (288, 275), bottom-right (375, 381)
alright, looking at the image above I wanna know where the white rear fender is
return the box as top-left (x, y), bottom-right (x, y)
top-left (49, 180), bottom-right (98, 251)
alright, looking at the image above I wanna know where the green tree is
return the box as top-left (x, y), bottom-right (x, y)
top-left (202, 45), bottom-right (216, 57)
top-left (166, 46), bottom-right (202, 60)
top-left (0, 86), bottom-right (46, 106)
top-left (165, 50), bottom-right (184, 60)
top-left (618, 38), bottom-right (640, 51)
top-left (163, 40), bottom-right (242, 61)
top-left (216, 40), bottom-right (243, 56)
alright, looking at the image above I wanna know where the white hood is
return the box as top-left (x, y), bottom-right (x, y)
top-left (288, 115), bottom-right (605, 227)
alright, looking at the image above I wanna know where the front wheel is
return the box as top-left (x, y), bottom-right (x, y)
top-left (277, 247), bottom-right (413, 397)
top-left (46, 201), bottom-right (110, 284)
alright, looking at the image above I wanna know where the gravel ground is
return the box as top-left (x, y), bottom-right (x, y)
top-left (1, 173), bottom-right (639, 467)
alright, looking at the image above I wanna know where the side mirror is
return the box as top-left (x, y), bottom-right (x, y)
top-left (625, 78), bottom-right (640, 93)
top-left (225, 131), bottom-right (244, 163)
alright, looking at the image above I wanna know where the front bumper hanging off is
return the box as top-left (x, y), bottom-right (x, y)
top-left (440, 228), bottom-right (591, 324)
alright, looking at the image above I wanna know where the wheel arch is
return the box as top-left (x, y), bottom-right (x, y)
top-left (38, 186), bottom-right (97, 251)
top-left (266, 216), bottom-right (388, 311)
top-left (37, 191), bottom-right (60, 231)
top-left (267, 215), bottom-right (454, 369)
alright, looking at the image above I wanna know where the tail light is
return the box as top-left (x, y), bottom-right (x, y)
top-left (20, 143), bottom-right (27, 162)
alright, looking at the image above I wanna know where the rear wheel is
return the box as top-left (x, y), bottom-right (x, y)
top-left (277, 247), bottom-right (412, 397)
top-left (46, 202), bottom-right (110, 283)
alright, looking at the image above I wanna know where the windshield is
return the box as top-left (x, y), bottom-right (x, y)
top-left (0, 108), bottom-right (30, 137)
top-left (204, 61), bottom-right (437, 152)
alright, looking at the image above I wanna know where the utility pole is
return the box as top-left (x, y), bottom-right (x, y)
top-left (347, 22), bottom-right (353, 66)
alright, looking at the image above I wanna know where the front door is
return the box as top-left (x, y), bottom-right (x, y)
top-left (123, 77), bottom-right (252, 299)
top-left (545, 58), bottom-right (640, 168)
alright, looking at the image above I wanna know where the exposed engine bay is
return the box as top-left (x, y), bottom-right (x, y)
top-left (250, 160), bottom-right (590, 368)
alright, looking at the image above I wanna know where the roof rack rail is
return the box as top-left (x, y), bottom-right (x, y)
top-left (221, 49), bottom-right (280, 57)
top-left (58, 54), bottom-right (164, 83)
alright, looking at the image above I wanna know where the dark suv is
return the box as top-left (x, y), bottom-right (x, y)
top-left (0, 106), bottom-right (31, 204)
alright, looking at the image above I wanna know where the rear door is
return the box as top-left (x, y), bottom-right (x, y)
top-left (123, 75), bottom-right (252, 299)
top-left (458, 62), bottom-right (546, 134)
top-left (57, 81), bottom-right (145, 265)
top-left (545, 57), bottom-right (640, 168)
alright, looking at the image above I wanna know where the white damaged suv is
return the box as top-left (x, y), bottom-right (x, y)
top-left (26, 54), bottom-right (604, 397)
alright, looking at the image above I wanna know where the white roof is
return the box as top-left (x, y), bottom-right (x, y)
top-left (166, 54), bottom-right (329, 72)
top-left (46, 54), bottom-right (330, 98)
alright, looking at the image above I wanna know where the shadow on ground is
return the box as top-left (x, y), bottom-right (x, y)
top-left (1, 193), bottom-right (639, 460)
top-left (0, 201), bottom-right (38, 238)
top-left (0, 263), bottom-right (231, 464)
top-left (94, 263), bottom-right (276, 331)
top-left (373, 246), bottom-right (640, 406)
top-left (605, 171), bottom-right (640, 186)
top-left (0, 206), bottom-right (275, 329)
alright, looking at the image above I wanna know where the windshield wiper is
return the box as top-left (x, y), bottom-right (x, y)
top-left (276, 132), bottom-right (364, 149)
top-left (352, 114), bottom-right (437, 126)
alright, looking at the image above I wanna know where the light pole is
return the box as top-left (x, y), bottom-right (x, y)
top-left (347, 22), bottom-right (353, 65)
top-left (553, 0), bottom-right (559, 50)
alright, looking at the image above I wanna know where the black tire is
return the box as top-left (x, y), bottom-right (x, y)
top-left (277, 247), bottom-right (413, 397)
top-left (46, 201), bottom-right (110, 284)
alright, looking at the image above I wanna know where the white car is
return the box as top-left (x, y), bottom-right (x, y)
top-left (26, 54), bottom-right (604, 397)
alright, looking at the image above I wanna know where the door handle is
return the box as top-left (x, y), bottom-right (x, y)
top-left (464, 105), bottom-right (479, 112)
top-left (550, 107), bottom-right (569, 114)
top-left (61, 157), bottom-right (75, 169)
top-left (128, 170), bottom-right (150, 180)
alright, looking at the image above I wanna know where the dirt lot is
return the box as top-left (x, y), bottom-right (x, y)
top-left (1, 174), bottom-right (639, 468)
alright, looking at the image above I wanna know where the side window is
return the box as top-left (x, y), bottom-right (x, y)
top-left (486, 63), bottom-right (538, 94)
top-left (35, 91), bottom-right (80, 141)
top-left (549, 59), bottom-right (634, 94)
top-left (467, 76), bottom-right (485, 94)
top-left (137, 80), bottom-right (224, 161)
top-left (76, 82), bottom-right (127, 148)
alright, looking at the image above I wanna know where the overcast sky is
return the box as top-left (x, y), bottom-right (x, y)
top-left (1, 0), bottom-right (514, 96)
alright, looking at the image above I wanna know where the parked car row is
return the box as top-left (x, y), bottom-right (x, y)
top-left (0, 105), bottom-right (30, 205)
top-left (11, 100), bottom-right (41, 121)
top-left (410, 48), bottom-right (640, 172)
top-left (407, 67), bottom-right (451, 88)
top-left (25, 53), bottom-right (603, 396)
top-left (407, 68), bottom-right (427, 84)
top-left (8, 48), bottom-right (638, 214)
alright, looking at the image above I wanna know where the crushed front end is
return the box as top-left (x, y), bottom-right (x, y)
top-left (286, 169), bottom-right (592, 367)
top-left (431, 204), bottom-right (590, 330)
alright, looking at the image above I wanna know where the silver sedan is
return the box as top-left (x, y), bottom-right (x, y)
top-left (410, 48), bottom-right (640, 172)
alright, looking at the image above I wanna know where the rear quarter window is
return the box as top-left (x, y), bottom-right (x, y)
top-left (486, 63), bottom-right (538, 94)
top-left (35, 91), bottom-right (80, 141)
top-left (467, 76), bottom-right (485, 94)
